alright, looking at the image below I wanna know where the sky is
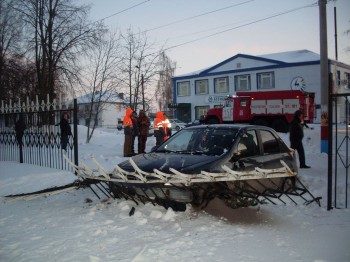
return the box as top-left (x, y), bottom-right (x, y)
top-left (82, 0), bottom-right (350, 76)
top-left (1, 124), bottom-right (350, 261)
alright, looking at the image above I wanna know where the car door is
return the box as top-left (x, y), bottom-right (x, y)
top-left (258, 129), bottom-right (292, 170)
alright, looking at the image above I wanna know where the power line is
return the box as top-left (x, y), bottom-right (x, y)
top-left (92, 0), bottom-right (151, 24)
top-left (163, 3), bottom-right (318, 52)
top-left (143, 0), bottom-right (255, 33)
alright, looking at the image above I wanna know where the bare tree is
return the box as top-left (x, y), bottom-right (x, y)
top-left (79, 30), bottom-right (122, 143)
top-left (118, 27), bottom-right (161, 113)
top-left (13, 0), bottom-right (102, 100)
top-left (155, 51), bottom-right (176, 112)
top-left (0, 0), bottom-right (26, 101)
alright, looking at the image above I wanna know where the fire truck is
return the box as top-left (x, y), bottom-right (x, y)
top-left (202, 90), bottom-right (315, 132)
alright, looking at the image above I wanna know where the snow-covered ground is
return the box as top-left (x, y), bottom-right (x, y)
top-left (1, 125), bottom-right (349, 262)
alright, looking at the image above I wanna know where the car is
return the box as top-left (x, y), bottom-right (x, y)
top-left (108, 124), bottom-right (301, 211)
top-left (185, 119), bottom-right (201, 127)
top-left (169, 119), bottom-right (187, 131)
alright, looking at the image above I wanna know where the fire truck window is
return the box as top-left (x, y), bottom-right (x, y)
top-left (260, 130), bottom-right (280, 154)
top-left (225, 100), bottom-right (233, 108)
top-left (240, 100), bottom-right (248, 106)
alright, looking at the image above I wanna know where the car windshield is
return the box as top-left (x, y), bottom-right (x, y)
top-left (156, 127), bottom-right (238, 156)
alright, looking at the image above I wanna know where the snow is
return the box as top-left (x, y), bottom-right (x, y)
top-left (1, 125), bottom-right (350, 262)
top-left (259, 49), bottom-right (320, 63)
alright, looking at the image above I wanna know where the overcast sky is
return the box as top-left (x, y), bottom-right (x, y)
top-left (83, 0), bottom-right (350, 75)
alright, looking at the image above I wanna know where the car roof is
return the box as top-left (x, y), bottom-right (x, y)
top-left (184, 124), bottom-right (276, 133)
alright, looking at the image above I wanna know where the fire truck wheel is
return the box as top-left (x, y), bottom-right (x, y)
top-left (272, 119), bottom-right (289, 133)
top-left (207, 118), bottom-right (219, 124)
top-left (252, 118), bottom-right (268, 127)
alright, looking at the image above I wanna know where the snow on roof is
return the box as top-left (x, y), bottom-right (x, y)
top-left (75, 91), bottom-right (126, 104)
top-left (174, 50), bottom-right (321, 78)
top-left (258, 49), bottom-right (320, 63)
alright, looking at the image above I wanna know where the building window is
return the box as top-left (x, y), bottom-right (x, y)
top-left (345, 72), bottom-right (350, 89)
top-left (177, 81), bottom-right (190, 96)
top-left (195, 79), bottom-right (209, 95)
top-left (257, 72), bottom-right (275, 89)
top-left (235, 74), bottom-right (251, 91)
top-left (336, 70), bottom-right (341, 87)
top-left (195, 106), bottom-right (210, 119)
top-left (214, 77), bottom-right (229, 93)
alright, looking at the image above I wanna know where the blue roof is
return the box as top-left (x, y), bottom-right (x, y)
top-left (173, 50), bottom-right (321, 80)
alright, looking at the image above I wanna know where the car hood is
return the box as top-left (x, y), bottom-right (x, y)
top-left (118, 152), bottom-right (227, 174)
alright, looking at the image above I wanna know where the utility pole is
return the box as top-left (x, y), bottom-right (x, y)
top-left (319, 0), bottom-right (329, 154)
top-left (141, 74), bottom-right (145, 110)
top-left (319, 0), bottom-right (333, 211)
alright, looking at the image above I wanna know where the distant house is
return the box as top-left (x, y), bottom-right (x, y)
top-left (172, 50), bottom-right (350, 123)
top-left (76, 91), bottom-right (127, 128)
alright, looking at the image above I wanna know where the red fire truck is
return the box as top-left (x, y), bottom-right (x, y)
top-left (202, 90), bottom-right (315, 132)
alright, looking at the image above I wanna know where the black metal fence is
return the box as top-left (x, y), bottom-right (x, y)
top-left (329, 92), bottom-right (350, 209)
top-left (0, 97), bottom-right (78, 172)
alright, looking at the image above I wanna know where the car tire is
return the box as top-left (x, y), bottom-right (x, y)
top-left (176, 126), bottom-right (180, 131)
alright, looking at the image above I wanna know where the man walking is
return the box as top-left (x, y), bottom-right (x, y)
top-left (289, 110), bottom-right (310, 168)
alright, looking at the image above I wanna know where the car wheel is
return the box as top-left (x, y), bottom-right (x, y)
top-left (176, 126), bottom-right (180, 131)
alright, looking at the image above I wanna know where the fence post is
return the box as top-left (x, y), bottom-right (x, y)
top-left (327, 73), bottom-right (333, 210)
top-left (19, 143), bottom-right (23, 163)
top-left (73, 99), bottom-right (79, 167)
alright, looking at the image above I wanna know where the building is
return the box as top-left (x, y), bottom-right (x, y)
top-left (76, 91), bottom-right (126, 128)
top-left (172, 50), bottom-right (350, 123)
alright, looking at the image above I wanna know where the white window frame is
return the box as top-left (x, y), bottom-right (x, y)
top-left (345, 72), bottom-right (350, 89)
top-left (195, 79), bottom-right (209, 95)
top-left (195, 106), bottom-right (210, 119)
top-left (214, 77), bottom-right (229, 93)
top-left (257, 72), bottom-right (275, 90)
top-left (177, 81), bottom-right (191, 96)
top-left (234, 74), bottom-right (251, 91)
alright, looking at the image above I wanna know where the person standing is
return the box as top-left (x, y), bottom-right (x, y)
top-left (130, 111), bottom-right (139, 155)
top-left (162, 114), bottom-right (171, 141)
top-left (15, 116), bottom-right (26, 146)
top-left (154, 111), bottom-right (166, 146)
top-left (60, 112), bottom-right (72, 151)
top-left (123, 108), bottom-right (134, 157)
top-left (289, 110), bottom-right (310, 168)
top-left (137, 110), bottom-right (150, 154)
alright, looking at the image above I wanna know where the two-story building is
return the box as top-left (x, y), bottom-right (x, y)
top-left (172, 50), bottom-right (350, 124)
top-left (76, 91), bottom-right (126, 128)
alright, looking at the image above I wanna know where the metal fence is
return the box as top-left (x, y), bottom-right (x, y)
top-left (0, 96), bottom-right (78, 172)
top-left (329, 92), bottom-right (350, 209)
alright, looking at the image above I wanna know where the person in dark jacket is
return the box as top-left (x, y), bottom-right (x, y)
top-left (137, 110), bottom-right (150, 154)
top-left (60, 112), bottom-right (72, 151)
top-left (15, 116), bottom-right (26, 146)
top-left (131, 111), bottom-right (139, 155)
top-left (289, 110), bottom-right (310, 168)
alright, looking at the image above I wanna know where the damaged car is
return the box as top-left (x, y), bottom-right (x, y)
top-left (108, 124), bottom-right (302, 210)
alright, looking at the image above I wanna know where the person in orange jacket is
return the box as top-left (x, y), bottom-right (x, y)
top-left (162, 114), bottom-right (171, 141)
top-left (154, 111), bottom-right (166, 146)
top-left (123, 107), bottom-right (134, 157)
